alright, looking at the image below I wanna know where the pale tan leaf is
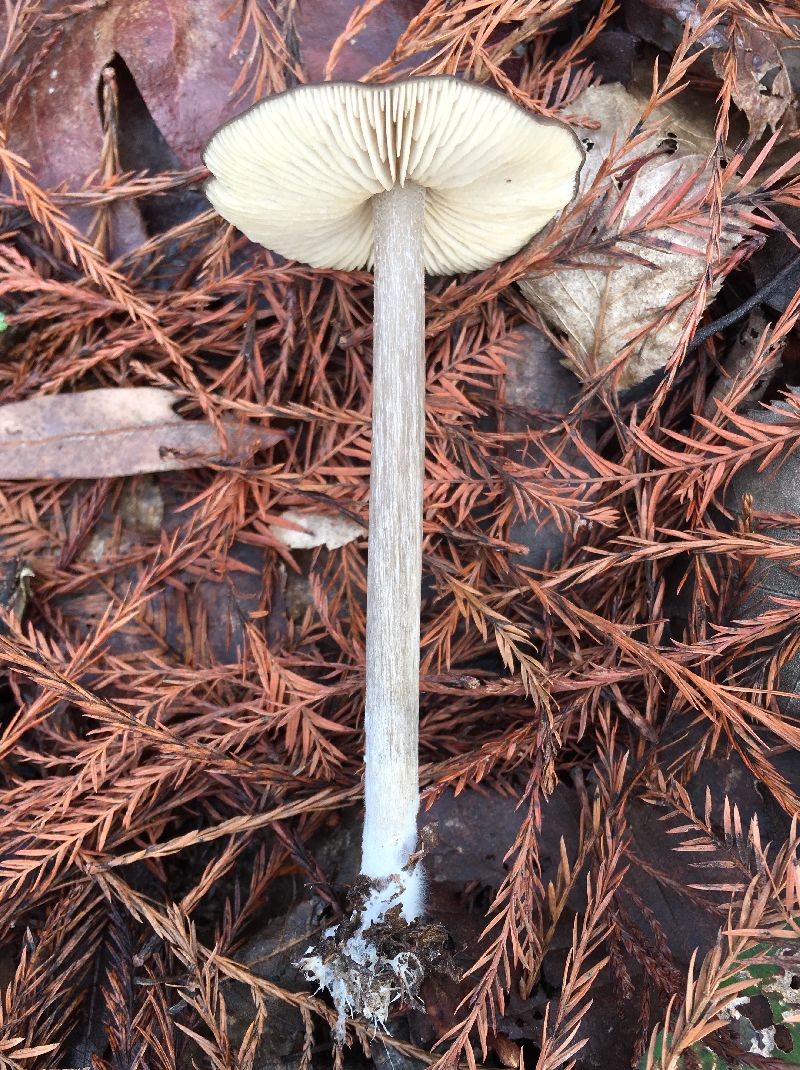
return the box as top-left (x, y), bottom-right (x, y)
top-left (519, 83), bottom-right (747, 388)
top-left (270, 509), bottom-right (365, 550)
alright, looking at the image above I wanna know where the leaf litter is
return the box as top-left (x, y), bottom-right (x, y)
top-left (2, 2), bottom-right (800, 1070)
top-left (0, 387), bottom-right (284, 478)
top-left (519, 82), bottom-right (749, 388)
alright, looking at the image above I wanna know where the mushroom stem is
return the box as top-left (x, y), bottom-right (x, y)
top-left (361, 180), bottom-right (426, 920)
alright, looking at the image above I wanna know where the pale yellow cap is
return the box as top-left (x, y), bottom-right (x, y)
top-left (204, 77), bottom-right (583, 276)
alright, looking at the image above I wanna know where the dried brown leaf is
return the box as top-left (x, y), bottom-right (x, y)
top-left (0, 388), bottom-right (283, 478)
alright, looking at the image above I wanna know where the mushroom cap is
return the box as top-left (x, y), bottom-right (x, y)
top-left (204, 76), bottom-right (583, 276)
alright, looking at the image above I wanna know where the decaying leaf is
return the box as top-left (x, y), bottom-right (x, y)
top-left (0, 388), bottom-right (283, 479)
top-left (641, 938), bottom-right (800, 1068)
top-left (519, 83), bottom-right (747, 389)
top-left (712, 22), bottom-right (794, 141)
top-left (8, 0), bottom-right (249, 186)
top-left (621, 0), bottom-right (728, 64)
top-left (622, 1), bottom-right (795, 141)
top-left (270, 510), bottom-right (365, 551)
top-left (5, 0), bottom-right (253, 251)
top-left (295, 0), bottom-right (424, 81)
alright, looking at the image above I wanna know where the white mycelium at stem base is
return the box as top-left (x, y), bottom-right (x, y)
top-left (361, 181), bottom-right (426, 921)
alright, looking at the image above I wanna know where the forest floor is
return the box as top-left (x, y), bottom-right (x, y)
top-left (2, 2), bottom-right (800, 1069)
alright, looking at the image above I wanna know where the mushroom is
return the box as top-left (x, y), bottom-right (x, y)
top-left (204, 75), bottom-right (582, 1023)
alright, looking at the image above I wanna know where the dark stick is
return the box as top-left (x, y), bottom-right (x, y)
top-left (687, 250), bottom-right (800, 352)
